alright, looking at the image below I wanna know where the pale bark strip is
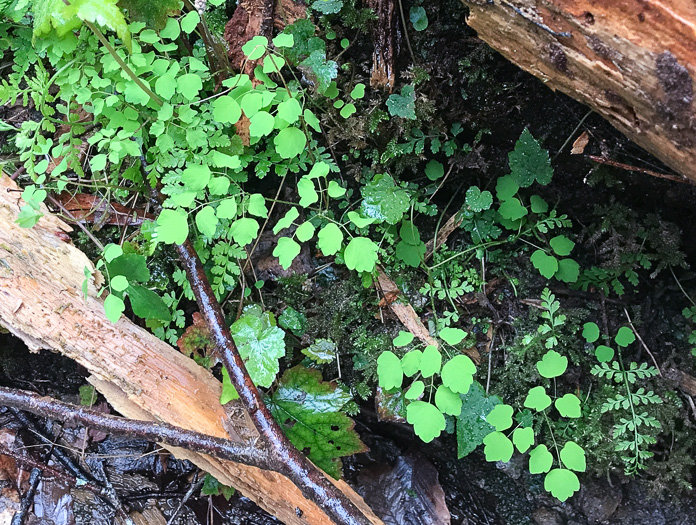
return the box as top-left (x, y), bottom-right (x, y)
top-left (461, 0), bottom-right (696, 182)
top-left (0, 174), bottom-right (381, 525)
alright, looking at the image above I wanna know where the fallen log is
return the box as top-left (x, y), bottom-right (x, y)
top-left (0, 174), bottom-right (381, 525)
top-left (459, 0), bottom-right (696, 182)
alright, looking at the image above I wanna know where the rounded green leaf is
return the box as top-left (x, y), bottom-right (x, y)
top-left (272, 33), bottom-right (294, 48)
top-left (340, 103), bottom-right (356, 119)
top-left (273, 237), bottom-right (301, 270)
top-left (524, 386), bottom-right (551, 412)
top-left (103, 244), bottom-right (123, 263)
top-left (344, 237), bottom-right (379, 272)
top-left (104, 293), bottom-right (125, 323)
top-left (212, 95), bottom-right (242, 124)
top-left (216, 198), bottom-right (238, 219)
top-left (435, 385), bottom-right (462, 416)
top-left (439, 327), bottom-right (467, 345)
top-left (195, 205), bottom-right (218, 238)
top-left (241, 92), bottom-right (263, 117)
top-left (555, 393), bottom-right (581, 418)
top-left (544, 469), bottom-right (580, 502)
top-left (181, 163), bottom-right (210, 192)
top-left (483, 431), bottom-right (513, 463)
top-left (393, 331), bottom-right (415, 347)
top-left (440, 355), bottom-right (475, 394)
top-left (110, 275), bottom-right (128, 292)
top-left (297, 176), bottom-right (318, 207)
top-left (409, 6), bottom-right (428, 31)
top-left (377, 351), bottom-right (403, 390)
top-left (327, 181), bottom-right (346, 198)
top-left (466, 186), bottom-right (493, 212)
top-left (486, 403), bottom-right (513, 431)
top-left (512, 427), bottom-right (534, 453)
top-left (160, 18), bottom-right (180, 40)
top-left (582, 322), bottom-right (600, 343)
top-left (560, 441), bottom-right (586, 472)
top-left (530, 195), bottom-right (548, 213)
top-left (420, 345), bottom-right (442, 378)
top-left (401, 350), bottom-right (423, 377)
top-left (274, 127), bottom-right (306, 159)
top-left (499, 197), bottom-right (528, 221)
top-left (615, 326), bottom-right (636, 347)
top-left (595, 345), bottom-right (614, 362)
top-left (531, 250), bottom-right (558, 279)
top-left (424, 160), bottom-right (444, 181)
top-left (156, 208), bottom-right (189, 244)
top-left (176, 73), bottom-right (202, 101)
top-left (262, 54), bottom-right (285, 73)
top-left (550, 235), bottom-right (575, 256)
top-left (249, 111), bottom-right (275, 137)
top-left (242, 35), bottom-right (268, 60)
top-left (350, 83), bottom-right (365, 99)
top-left (406, 401), bottom-right (446, 443)
top-left (555, 258), bottom-right (580, 283)
top-left (295, 221), bottom-right (315, 242)
top-left (529, 444), bottom-right (553, 474)
top-left (536, 350), bottom-right (568, 378)
top-left (229, 217), bottom-right (259, 246)
top-left (180, 10), bottom-right (200, 34)
top-left (317, 223), bottom-right (343, 256)
top-left (277, 97), bottom-right (302, 123)
top-left (496, 175), bottom-right (519, 201)
top-left (405, 380), bottom-right (425, 400)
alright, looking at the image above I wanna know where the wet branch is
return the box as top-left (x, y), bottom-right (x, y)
top-left (0, 386), bottom-right (271, 470)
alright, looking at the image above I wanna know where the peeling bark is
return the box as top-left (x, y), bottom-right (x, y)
top-left (366, 0), bottom-right (398, 90)
top-left (460, 0), bottom-right (696, 181)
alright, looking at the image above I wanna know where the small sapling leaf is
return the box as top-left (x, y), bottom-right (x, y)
top-left (536, 350), bottom-right (568, 378)
top-left (377, 351), bottom-right (403, 390)
top-left (544, 469), bottom-right (580, 502)
top-left (560, 441), bottom-right (586, 472)
top-left (582, 322), bottom-right (600, 343)
top-left (555, 393), bottom-right (581, 418)
top-left (524, 386), bottom-right (552, 411)
top-left (595, 345), bottom-right (614, 362)
top-left (440, 355), bottom-right (475, 394)
top-left (615, 326), bottom-right (636, 347)
top-left (419, 345), bottom-right (442, 378)
top-left (529, 444), bottom-right (553, 474)
top-left (483, 431), bottom-right (513, 462)
top-left (486, 404), bottom-right (513, 431)
top-left (512, 427), bottom-right (534, 453)
top-left (407, 401), bottom-right (446, 443)
top-left (393, 331), bottom-right (415, 347)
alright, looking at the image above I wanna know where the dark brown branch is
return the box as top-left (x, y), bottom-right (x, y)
top-left (586, 155), bottom-right (695, 185)
top-left (0, 386), bottom-right (271, 470)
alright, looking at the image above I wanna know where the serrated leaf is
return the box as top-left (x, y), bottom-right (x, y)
top-left (406, 401), bottom-right (446, 443)
top-left (441, 355), bottom-right (475, 394)
top-left (278, 307), bottom-right (307, 337)
top-left (560, 441), bottom-right (586, 472)
top-left (361, 173), bottom-right (410, 225)
top-left (530, 250), bottom-right (558, 279)
top-left (536, 350), bottom-right (568, 378)
top-left (529, 444), bottom-right (553, 474)
top-left (377, 351), bottom-right (403, 390)
top-left (456, 382), bottom-right (500, 458)
top-left (544, 469), bottom-right (580, 502)
top-left (268, 366), bottom-right (365, 478)
top-left (386, 85), bottom-right (416, 120)
top-left (524, 386), bottom-right (552, 411)
top-left (509, 129), bottom-right (553, 187)
top-left (486, 404), bottom-right (513, 431)
top-left (420, 345), bottom-right (442, 378)
top-left (555, 393), bottom-right (581, 418)
top-left (273, 237), bottom-right (301, 269)
top-left (231, 305), bottom-right (285, 387)
top-left (513, 427), bottom-right (534, 453)
top-left (344, 237), bottom-right (378, 272)
top-left (483, 431), bottom-right (513, 462)
top-left (127, 284), bottom-right (170, 321)
top-left (435, 385), bottom-right (462, 416)
top-left (301, 50), bottom-right (338, 93)
top-left (302, 338), bottom-right (336, 363)
top-left (317, 223), bottom-right (343, 255)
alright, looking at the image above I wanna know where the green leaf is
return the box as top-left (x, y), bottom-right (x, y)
top-left (456, 382), bottom-right (500, 458)
top-left (530, 195), bottom-right (549, 213)
top-left (486, 403), bottom-right (513, 431)
top-left (483, 431), bottom-right (513, 462)
top-left (409, 6), bottom-right (428, 31)
top-left (530, 250), bottom-right (558, 279)
top-left (439, 327), bottom-right (467, 345)
top-left (208, 177), bottom-right (230, 196)
top-left (393, 331), bottom-right (415, 347)
top-left (295, 221), bottom-right (315, 242)
top-left (401, 350), bottom-right (423, 377)
top-left (327, 181), bottom-right (346, 198)
top-left (278, 98), bottom-right (302, 124)
top-left (347, 211), bottom-right (375, 228)
top-left (180, 10), bottom-right (200, 34)
top-left (340, 103), bottom-right (356, 119)
top-left (249, 111), bottom-right (275, 137)
top-left (201, 474), bottom-right (235, 500)
top-left (241, 92), bottom-right (263, 117)
top-left (509, 129), bottom-right (553, 187)
top-left (495, 175), bottom-right (519, 201)
top-left (278, 307), bottom-right (307, 337)
top-left (560, 441), bottom-right (586, 472)
top-left (529, 444), bottom-right (553, 474)
top-left (498, 198), bottom-right (528, 221)
top-left (615, 326), bottom-right (636, 347)
top-left (104, 294), bottom-right (125, 323)
top-left (311, 0), bottom-right (343, 14)
top-left (301, 50), bottom-right (338, 93)
top-left (272, 33), bottom-right (294, 48)
top-left (386, 85), bottom-right (416, 120)
top-left (377, 351), bottom-right (403, 390)
top-left (119, 0), bottom-right (180, 30)
top-left (274, 127), bottom-right (306, 159)
top-left (263, 54), bottom-right (286, 74)
top-left (544, 469), bottom-right (580, 502)
top-left (303, 109), bottom-right (321, 132)
top-left (273, 237), bottom-right (301, 270)
top-left (555, 258), bottom-right (580, 283)
top-left (63, 0), bottom-right (132, 50)
top-left (595, 345), bottom-right (614, 362)
top-left (229, 217), bottom-right (259, 246)
top-left (424, 160), bottom-right (444, 181)
top-left (156, 208), bottom-right (189, 244)
top-left (242, 35), bottom-right (268, 60)
top-left (406, 401), bottom-right (446, 443)
top-left (419, 345), bottom-right (442, 378)
top-left (317, 223), bottom-right (343, 255)
top-left (405, 380), bottom-right (425, 400)
top-left (177, 73), bottom-right (203, 101)
top-left (344, 237), bottom-right (379, 272)
top-left (212, 96), bottom-right (242, 124)
top-left (216, 198), bottom-right (238, 219)
top-left (106, 253), bottom-right (149, 283)
top-left (395, 241), bottom-right (425, 267)
top-left (220, 368), bottom-right (239, 404)
top-left (273, 207), bottom-right (299, 235)
top-left (555, 393), bottom-right (581, 418)
top-left (127, 284), bottom-right (170, 321)
top-left (361, 173), bottom-right (410, 225)
top-left (524, 386), bottom-right (552, 411)
top-left (440, 355), bottom-right (475, 394)
top-left (111, 275), bottom-right (129, 292)
top-left (550, 235), bottom-right (575, 256)
top-left (536, 350), bottom-right (568, 378)
top-left (268, 366), bottom-right (365, 479)
top-left (435, 385), bottom-right (462, 416)
top-left (103, 243), bottom-right (123, 263)
top-left (466, 186), bottom-right (493, 212)
top-left (181, 164), bottom-right (211, 192)
top-left (297, 176), bottom-right (319, 207)
top-left (512, 427), bottom-right (534, 453)
top-left (350, 83), bottom-right (365, 99)
top-left (302, 339), bottom-right (336, 363)
top-left (195, 206), bottom-right (218, 237)
top-left (160, 17), bottom-right (181, 38)
top-left (230, 305), bottom-right (285, 387)
top-left (582, 322), bottom-right (600, 343)
top-left (247, 194), bottom-right (268, 218)
top-left (399, 221), bottom-right (421, 245)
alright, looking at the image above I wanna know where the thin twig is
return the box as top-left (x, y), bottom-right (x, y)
top-left (11, 464), bottom-right (41, 525)
top-left (166, 473), bottom-right (205, 525)
top-left (586, 155), bottom-right (694, 185)
top-left (623, 308), bottom-right (662, 377)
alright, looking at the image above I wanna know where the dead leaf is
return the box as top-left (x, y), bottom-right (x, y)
top-left (571, 131), bottom-right (590, 155)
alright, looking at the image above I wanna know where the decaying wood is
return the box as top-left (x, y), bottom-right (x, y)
top-left (0, 174), bottom-right (381, 525)
top-left (460, 0), bottom-right (696, 182)
top-left (366, 0), bottom-right (397, 90)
